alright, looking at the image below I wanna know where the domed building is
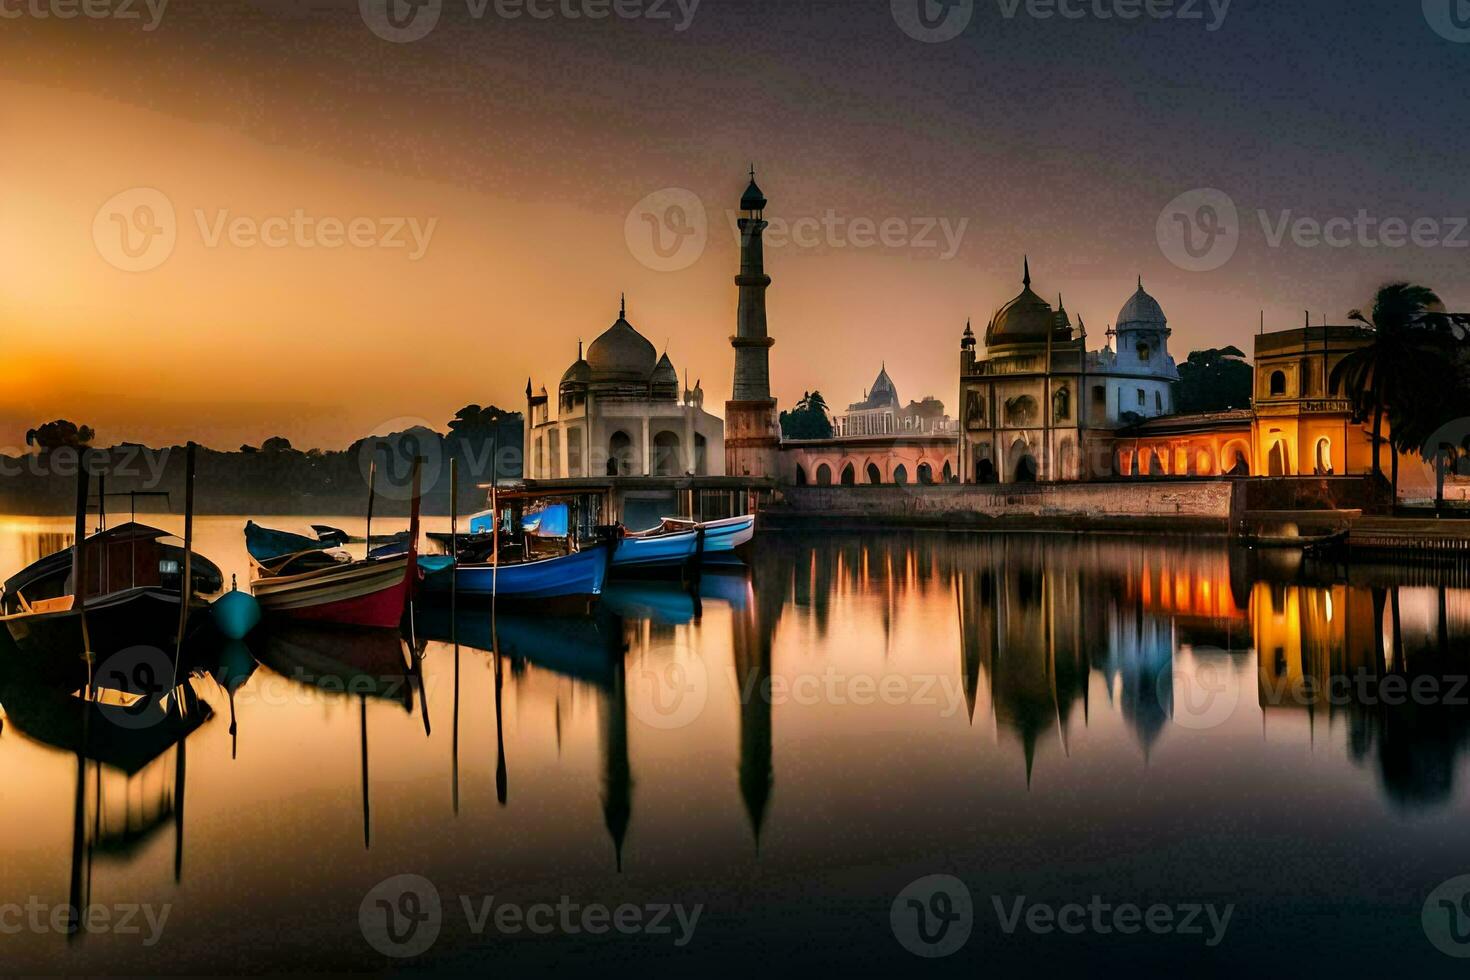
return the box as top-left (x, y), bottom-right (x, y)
top-left (958, 261), bottom-right (1181, 484)
top-left (525, 298), bottom-right (724, 480)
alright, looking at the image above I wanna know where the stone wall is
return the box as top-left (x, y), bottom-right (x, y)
top-left (762, 480), bottom-right (1234, 532)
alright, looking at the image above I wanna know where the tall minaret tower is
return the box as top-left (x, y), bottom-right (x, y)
top-left (724, 168), bottom-right (781, 478)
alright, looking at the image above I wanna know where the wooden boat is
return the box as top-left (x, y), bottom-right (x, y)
top-left (249, 548), bottom-right (418, 629)
top-left (638, 514), bottom-right (756, 566)
top-left (246, 458), bottom-right (423, 629)
top-left (419, 544), bottom-right (609, 600)
top-left (0, 521), bottom-right (221, 674)
top-left (244, 522), bottom-right (350, 562)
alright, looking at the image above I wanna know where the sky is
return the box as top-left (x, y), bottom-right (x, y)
top-left (1, 0), bottom-right (1467, 450)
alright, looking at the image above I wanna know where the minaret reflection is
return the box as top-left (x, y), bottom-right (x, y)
top-left (601, 656), bottom-right (631, 871)
top-left (731, 558), bottom-right (782, 852)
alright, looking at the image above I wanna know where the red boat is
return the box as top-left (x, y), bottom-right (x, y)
top-left (246, 459), bottom-right (423, 629)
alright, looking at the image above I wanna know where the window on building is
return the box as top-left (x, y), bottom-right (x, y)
top-left (1269, 371), bottom-right (1287, 396)
top-left (1155, 391), bottom-right (1163, 412)
top-left (566, 427), bottom-right (583, 477)
top-left (694, 434), bottom-right (708, 475)
top-left (548, 429), bottom-right (561, 479)
top-left (1137, 389), bottom-right (1145, 407)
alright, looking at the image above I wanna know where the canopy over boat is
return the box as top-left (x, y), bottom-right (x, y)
top-left (1, 522), bottom-right (222, 608)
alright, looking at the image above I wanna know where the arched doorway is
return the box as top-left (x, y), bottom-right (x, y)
top-left (1011, 440), bottom-right (1036, 483)
top-left (816, 463), bottom-right (833, 486)
top-left (1314, 438), bottom-right (1333, 474)
top-left (794, 464), bottom-right (808, 486)
top-left (608, 431), bottom-right (633, 476)
top-left (1268, 441), bottom-right (1289, 477)
top-left (840, 463), bottom-right (856, 485)
top-left (652, 430), bottom-right (682, 476)
top-left (942, 461), bottom-right (954, 483)
top-left (894, 464), bottom-right (909, 486)
top-left (866, 462), bottom-right (883, 485)
top-left (917, 463), bottom-right (934, 484)
top-left (977, 459), bottom-right (996, 484)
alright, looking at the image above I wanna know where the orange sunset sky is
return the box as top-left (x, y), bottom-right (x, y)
top-left (1, 1), bottom-right (1465, 451)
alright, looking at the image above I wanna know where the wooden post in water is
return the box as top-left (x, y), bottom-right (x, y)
top-left (365, 453), bottom-right (378, 563)
top-left (73, 448), bottom-right (92, 691)
top-left (450, 455), bottom-right (460, 815)
top-left (170, 443), bottom-right (197, 697)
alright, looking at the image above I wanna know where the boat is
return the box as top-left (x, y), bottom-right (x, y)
top-left (419, 545), bottom-right (610, 601)
top-left (243, 521), bottom-right (350, 563)
top-left (0, 521), bottom-right (222, 675)
top-left (635, 514), bottom-right (756, 567)
top-left (246, 459), bottom-right (424, 629)
top-left (249, 547), bottom-right (418, 629)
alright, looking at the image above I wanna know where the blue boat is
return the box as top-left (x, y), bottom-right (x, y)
top-left (419, 544), bottom-right (609, 600)
top-left (612, 526), bottom-right (701, 568)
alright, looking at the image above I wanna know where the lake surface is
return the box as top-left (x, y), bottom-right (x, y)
top-left (3, 514), bottom-right (1470, 975)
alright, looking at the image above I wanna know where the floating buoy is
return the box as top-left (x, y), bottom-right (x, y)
top-left (212, 575), bottom-right (262, 640)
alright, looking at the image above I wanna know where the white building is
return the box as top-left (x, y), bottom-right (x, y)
top-left (525, 300), bottom-right (724, 479)
top-left (958, 262), bottom-right (1180, 484)
top-left (833, 365), bottom-right (956, 437)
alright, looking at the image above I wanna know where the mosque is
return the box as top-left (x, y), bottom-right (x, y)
top-left (524, 296), bottom-right (724, 481)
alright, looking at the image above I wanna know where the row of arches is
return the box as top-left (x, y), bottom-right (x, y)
top-left (605, 429), bottom-right (709, 477)
top-left (793, 457), bottom-right (958, 487)
top-left (1114, 438), bottom-right (1253, 478)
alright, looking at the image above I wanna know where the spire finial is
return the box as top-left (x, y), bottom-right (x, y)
top-left (1058, 292), bottom-right (1064, 311)
top-left (749, 163), bottom-right (756, 180)
top-left (578, 338), bottom-right (584, 359)
top-left (620, 293), bottom-right (626, 319)
top-left (1023, 256), bottom-right (1031, 288)
top-left (1138, 275), bottom-right (1143, 289)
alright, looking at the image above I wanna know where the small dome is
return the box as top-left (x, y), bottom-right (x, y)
top-left (652, 352), bottom-right (677, 385)
top-left (1117, 280), bottom-right (1167, 330)
top-left (741, 178), bottom-right (767, 212)
top-left (561, 358), bottom-right (592, 385)
top-left (985, 259), bottom-right (1068, 347)
top-left (587, 315), bottom-right (657, 382)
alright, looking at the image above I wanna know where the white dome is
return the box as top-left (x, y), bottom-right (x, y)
top-left (1117, 281), bottom-right (1167, 330)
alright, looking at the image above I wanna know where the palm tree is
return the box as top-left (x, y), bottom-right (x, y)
top-left (1330, 283), bottom-right (1444, 494)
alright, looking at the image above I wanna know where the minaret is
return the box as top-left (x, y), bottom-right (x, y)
top-left (724, 168), bottom-right (781, 478)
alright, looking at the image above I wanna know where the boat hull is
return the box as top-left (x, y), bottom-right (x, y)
top-left (420, 545), bottom-right (608, 600)
top-left (612, 529), bottom-right (701, 568)
top-left (0, 588), bottom-right (212, 689)
top-left (250, 555), bottom-right (413, 629)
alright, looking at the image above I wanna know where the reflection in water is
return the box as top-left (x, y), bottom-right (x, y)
top-left (5, 516), bottom-right (1470, 972)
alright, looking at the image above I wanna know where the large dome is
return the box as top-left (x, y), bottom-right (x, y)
top-left (986, 261), bottom-right (1063, 347)
top-left (587, 314), bottom-right (657, 383)
top-left (1117, 281), bottom-right (1167, 330)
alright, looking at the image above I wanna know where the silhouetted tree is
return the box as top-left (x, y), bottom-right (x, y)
top-left (261, 436), bottom-right (293, 453)
top-left (25, 420), bottom-right (94, 450)
top-left (1332, 283), bottom-right (1446, 495)
top-left (1174, 346), bottom-right (1252, 414)
top-left (779, 391), bottom-right (833, 439)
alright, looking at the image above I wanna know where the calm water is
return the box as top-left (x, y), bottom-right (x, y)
top-left (3, 514), bottom-right (1470, 975)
